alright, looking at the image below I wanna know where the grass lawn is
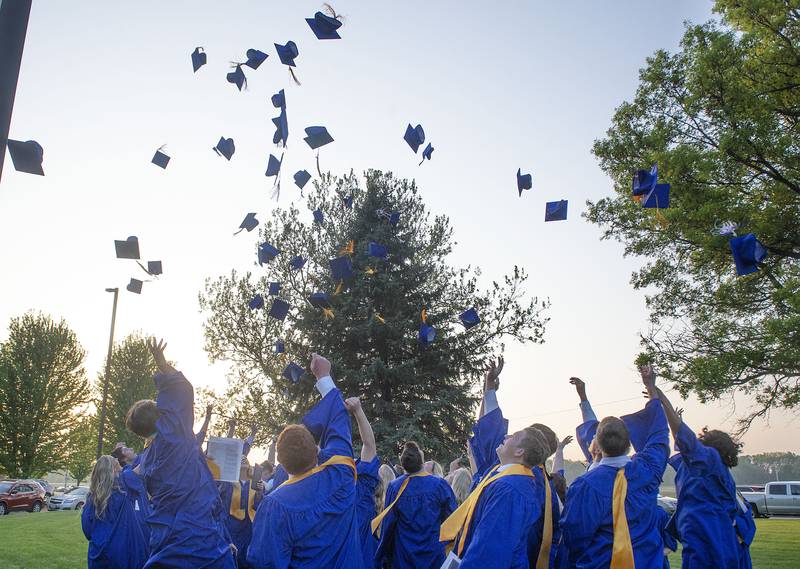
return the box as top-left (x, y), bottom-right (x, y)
top-left (0, 510), bottom-right (798, 568)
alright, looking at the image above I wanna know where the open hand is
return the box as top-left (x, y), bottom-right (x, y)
top-left (484, 357), bottom-right (504, 392)
top-left (558, 435), bottom-right (573, 450)
top-left (147, 338), bottom-right (170, 373)
top-left (639, 364), bottom-right (657, 398)
top-left (569, 377), bottom-right (587, 402)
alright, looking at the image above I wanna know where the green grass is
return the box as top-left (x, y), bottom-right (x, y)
top-left (0, 510), bottom-right (798, 568)
top-left (667, 518), bottom-right (800, 568)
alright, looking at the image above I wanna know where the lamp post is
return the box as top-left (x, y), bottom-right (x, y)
top-left (96, 287), bottom-right (119, 459)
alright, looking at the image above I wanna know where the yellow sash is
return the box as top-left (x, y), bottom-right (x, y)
top-left (535, 465), bottom-right (553, 569)
top-left (440, 464), bottom-right (535, 557)
top-left (610, 468), bottom-right (634, 569)
top-left (206, 458), bottom-right (221, 479)
top-left (229, 480), bottom-right (257, 521)
top-left (278, 455), bottom-right (356, 489)
top-left (370, 471), bottom-right (431, 536)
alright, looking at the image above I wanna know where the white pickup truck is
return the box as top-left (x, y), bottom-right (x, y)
top-left (739, 481), bottom-right (800, 517)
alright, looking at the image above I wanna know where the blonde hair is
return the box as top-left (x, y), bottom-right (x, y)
top-left (428, 461), bottom-right (444, 478)
top-left (449, 467), bottom-right (473, 505)
top-left (89, 455), bottom-right (118, 519)
top-left (375, 463), bottom-right (396, 512)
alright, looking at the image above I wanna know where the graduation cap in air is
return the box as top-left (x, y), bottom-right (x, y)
top-left (275, 340), bottom-right (285, 354)
top-left (235, 213), bottom-right (259, 235)
top-left (151, 146), bottom-right (170, 169)
top-left (268, 282), bottom-right (281, 295)
top-left (213, 137), bottom-right (235, 160)
top-left (632, 164), bottom-right (658, 197)
top-left (306, 10), bottom-right (343, 40)
top-left (294, 170), bottom-right (311, 190)
top-left (304, 127), bottom-right (334, 150)
top-left (289, 256), bottom-right (306, 270)
top-left (147, 261), bottom-right (162, 276)
top-left (249, 294), bottom-right (265, 310)
top-left (7, 139), bottom-right (44, 175)
top-left (642, 184), bottom-right (670, 209)
top-left (269, 298), bottom-right (290, 321)
top-left (545, 200), bottom-right (568, 222)
top-left (270, 90), bottom-right (289, 147)
top-left (226, 64), bottom-right (247, 91)
top-left (517, 169), bottom-right (532, 197)
top-left (282, 362), bottom-right (304, 384)
top-left (342, 195), bottom-right (353, 209)
top-left (330, 256), bottom-right (353, 282)
top-left (459, 308), bottom-right (481, 330)
top-left (377, 209), bottom-right (401, 226)
top-left (271, 89), bottom-right (286, 109)
top-left (403, 124), bottom-right (425, 153)
top-left (418, 309), bottom-right (436, 345)
top-left (191, 47), bottom-right (207, 72)
top-left (244, 49), bottom-right (268, 70)
top-left (115, 236), bottom-right (140, 260)
top-left (266, 154), bottom-right (282, 177)
top-left (275, 41), bottom-right (300, 84)
top-left (308, 292), bottom-right (331, 309)
top-left (258, 242), bottom-right (280, 265)
top-left (127, 278), bottom-right (143, 294)
top-left (367, 242), bottom-right (388, 260)
top-left (729, 233), bottom-right (767, 276)
top-left (419, 143), bottom-right (434, 166)
top-left (313, 209), bottom-right (324, 225)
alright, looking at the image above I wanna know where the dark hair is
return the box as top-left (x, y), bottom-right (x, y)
top-left (110, 447), bottom-right (126, 468)
top-left (400, 442), bottom-right (424, 474)
top-left (519, 428), bottom-right (549, 467)
top-left (699, 427), bottom-right (742, 468)
top-left (529, 423), bottom-right (558, 457)
top-left (125, 400), bottom-right (159, 438)
top-left (276, 425), bottom-right (318, 475)
top-left (551, 471), bottom-right (567, 504)
top-left (596, 417), bottom-right (630, 457)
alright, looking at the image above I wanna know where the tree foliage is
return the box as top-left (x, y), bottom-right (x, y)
top-left (200, 170), bottom-right (549, 459)
top-left (588, 0), bottom-right (800, 432)
top-left (95, 332), bottom-right (158, 453)
top-left (0, 313), bottom-right (89, 477)
top-left (64, 415), bottom-right (97, 486)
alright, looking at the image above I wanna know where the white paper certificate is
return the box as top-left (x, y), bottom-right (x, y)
top-left (205, 436), bottom-right (244, 483)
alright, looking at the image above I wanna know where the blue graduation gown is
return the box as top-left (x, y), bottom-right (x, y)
top-left (141, 371), bottom-right (236, 569)
top-left (468, 407), bottom-right (559, 568)
top-left (356, 456), bottom-right (381, 569)
top-left (264, 464), bottom-right (288, 495)
top-left (670, 422), bottom-right (740, 569)
top-left (656, 505), bottom-right (676, 569)
top-left (734, 496), bottom-right (755, 569)
top-left (460, 473), bottom-right (541, 569)
top-left (375, 473), bottom-right (457, 569)
top-left (247, 387), bottom-right (364, 569)
top-left (81, 489), bottom-right (148, 569)
top-left (119, 465), bottom-right (151, 546)
top-left (560, 400), bottom-right (669, 569)
top-left (218, 480), bottom-right (261, 568)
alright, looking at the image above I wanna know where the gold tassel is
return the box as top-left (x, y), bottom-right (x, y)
top-left (322, 308), bottom-right (335, 319)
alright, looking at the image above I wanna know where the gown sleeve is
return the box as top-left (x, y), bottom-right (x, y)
top-left (154, 371), bottom-right (195, 440)
top-left (302, 387), bottom-right (353, 460)
top-left (81, 497), bottom-right (95, 541)
top-left (623, 399), bottom-right (669, 479)
top-left (469, 407), bottom-right (507, 486)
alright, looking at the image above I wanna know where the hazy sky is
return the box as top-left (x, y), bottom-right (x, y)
top-left (2, 0), bottom-right (797, 462)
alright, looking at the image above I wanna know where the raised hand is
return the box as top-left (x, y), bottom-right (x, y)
top-left (484, 356), bottom-right (504, 392)
top-left (249, 424), bottom-right (258, 439)
top-left (639, 364), bottom-right (658, 399)
top-left (147, 337), bottom-right (170, 373)
top-left (344, 397), bottom-right (362, 414)
top-left (310, 353), bottom-right (331, 379)
top-left (558, 435), bottom-right (573, 450)
top-left (569, 377), bottom-right (587, 402)
top-left (205, 404), bottom-right (214, 418)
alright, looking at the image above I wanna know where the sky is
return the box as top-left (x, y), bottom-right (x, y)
top-left (1, 0), bottom-right (797, 463)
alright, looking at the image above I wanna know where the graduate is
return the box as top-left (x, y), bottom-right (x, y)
top-left (218, 456), bottom-right (263, 568)
top-left (447, 467), bottom-right (473, 506)
top-left (373, 441), bottom-right (457, 569)
top-left (111, 443), bottom-right (151, 545)
top-left (247, 353), bottom-right (364, 569)
top-left (126, 338), bottom-right (235, 568)
top-left (656, 385), bottom-right (747, 569)
top-left (569, 377), bottom-right (602, 469)
top-left (440, 424), bottom-right (550, 568)
top-left (467, 358), bottom-right (561, 568)
top-left (559, 365), bottom-right (669, 569)
top-left (81, 455), bottom-right (148, 569)
top-left (734, 491), bottom-right (756, 569)
top-left (344, 396), bottom-right (382, 569)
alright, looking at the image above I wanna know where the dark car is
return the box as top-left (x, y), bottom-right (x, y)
top-left (0, 480), bottom-right (47, 514)
top-left (34, 479), bottom-right (54, 503)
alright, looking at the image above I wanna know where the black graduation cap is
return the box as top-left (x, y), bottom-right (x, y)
top-left (545, 200), bottom-right (568, 222)
top-left (517, 169), bottom-right (532, 196)
top-left (274, 41), bottom-right (299, 67)
top-left (404, 124), bottom-right (425, 153)
top-left (419, 143), bottom-right (434, 165)
top-left (342, 195), bottom-right (353, 209)
top-left (191, 47), bottom-right (207, 72)
top-left (294, 170), bottom-right (311, 189)
top-left (304, 127), bottom-right (334, 150)
top-left (147, 261), bottom-right (162, 276)
top-left (313, 209), bottom-right (324, 225)
top-left (289, 256), bottom-right (306, 270)
top-left (268, 282), bottom-right (281, 295)
top-left (306, 10), bottom-right (343, 40)
top-left (127, 278), bottom-right (143, 294)
top-left (114, 236), bottom-right (140, 260)
top-left (249, 294), bottom-right (265, 310)
top-left (330, 256), bottom-right (353, 281)
top-left (227, 65), bottom-right (247, 91)
top-left (266, 154), bottom-right (282, 177)
top-left (213, 137), bottom-right (235, 160)
top-left (235, 213), bottom-right (259, 235)
top-left (258, 242), bottom-right (280, 265)
top-left (275, 340), bottom-right (285, 354)
top-left (367, 242), bottom-right (388, 260)
top-left (152, 147), bottom-right (170, 169)
top-left (283, 362), bottom-right (304, 384)
top-left (269, 298), bottom-right (290, 321)
top-left (308, 292), bottom-right (331, 309)
top-left (459, 308), bottom-right (481, 330)
top-left (7, 139), bottom-right (44, 175)
top-left (244, 49), bottom-right (269, 70)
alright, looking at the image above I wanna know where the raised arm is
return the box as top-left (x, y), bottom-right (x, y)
top-left (569, 377), bottom-right (596, 422)
top-left (302, 353), bottom-right (353, 458)
top-left (148, 338), bottom-right (194, 437)
top-left (644, 365), bottom-right (682, 438)
top-left (148, 337), bottom-right (177, 375)
top-left (571, 377), bottom-right (598, 463)
top-left (469, 357), bottom-right (508, 484)
top-left (345, 397), bottom-right (377, 462)
top-left (242, 424), bottom-right (257, 457)
top-left (226, 419), bottom-right (236, 439)
top-left (554, 435), bottom-right (572, 475)
top-left (267, 439), bottom-right (276, 465)
top-left (199, 404), bottom-right (213, 434)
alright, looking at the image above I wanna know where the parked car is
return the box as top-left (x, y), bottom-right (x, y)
top-left (740, 481), bottom-right (800, 517)
top-left (0, 480), bottom-right (47, 514)
top-left (34, 479), bottom-right (54, 504)
top-left (737, 484), bottom-right (765, 493)
top-left (657, 494), bottom-right (678, 515)
top-left (48, 486), bottom-right (89, 511)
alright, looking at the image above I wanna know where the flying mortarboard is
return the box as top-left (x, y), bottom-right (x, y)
top-left (258, 242), bottom-right (280, 265)
top-left (367, 242), bottom-right (388, 260)
top-left (304, 126), bottom-right (334, 150)
top-left (282, 362), bottom-right (304, 384)
top-left (127, 278), bottom-right (143, 294)
top-left (269, 298), bottom-right (290, 321)
top-left (342, 195), bottom-right (353, 209)
top-left (418, 324), bottom-right (436, 345)
top-left (191, 47), bottom-right (207, 72)
top-left (7, 139), bottom-right (44, 175)
top-left (403, 124), bottom-right (425, 153)
top-left (330, 256), bottom-right (353, 281)
top-left (271, 90), bottom-right (288, 147)
top-left (544, 200), bottom-right (568, 222)
top-left (268, 282), bottom-right (281, 295)
top-left (294, 170), bottom-right (311, 190)
top-left (249, 294), bottom-right (265, 310)
top-left (226, 64), bottom-right (247, 91)
top-left (289, 256), bottom-right (306, 270)
top-left (114, 236), bottom-right (140, 260)
top-left (235, 212), bottom-right (259, 235)
top-left (244, 49), bottom-right (268, 70)
top-left (275, 340), bottom-right (285, 354)
top-left (274, 41), bottom-right (299, 67)
top-left (313, 209), bottom-right (324, 225)
top-left (517, 169), bottom-right (532, 197)
top-left (271, 90), bottom-right (286, 109)
top-left (266, 154), bottom-right (282, 177)
top-left (213, 137), bottom-right (235, 160)
top-left (419, 143), bottom-right (434, 165)
top-left (306, 10), bottom-right (343, 40)
top-left (147, 261), bottom-right (162, 276)
top-left (642, 184), bottom-right (670, 209)
top-left (152, 146), bottom-right (170, 169)
top-left (459, 308), bottom-right (481, 330)
top-left (632, 164), bottom-right (658, 197)
top-left (729, 233), bottom-right (767, 276)
top-left (308, 292), bottom-right (331, 309)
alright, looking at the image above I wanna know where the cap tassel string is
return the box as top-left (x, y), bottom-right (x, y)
top-left (289, 68), bottom-right (301, 86)
top-left (316, 151), bottom-right (323, 177)
top-left (322, 307), bottom-right (335, 319)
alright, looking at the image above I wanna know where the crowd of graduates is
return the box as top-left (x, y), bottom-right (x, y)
top-left (80, 339), bottom-right (755, 569)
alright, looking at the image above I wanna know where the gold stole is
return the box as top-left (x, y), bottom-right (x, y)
top-left (440, 464), bottom-right (535, 557)
top-left (370, 471), bottom-right (431, 536)
top-left (278, 455), bottom-right (357, 489)
top-left (535, 465), bottom-right (553, 569)
top-left (610, 468), bottom-right (634, 569)
top-left (229, 480), bottom-right (257, 522)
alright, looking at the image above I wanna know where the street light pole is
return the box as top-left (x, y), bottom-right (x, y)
top-left (96, 287), bottom-right (119, 459)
